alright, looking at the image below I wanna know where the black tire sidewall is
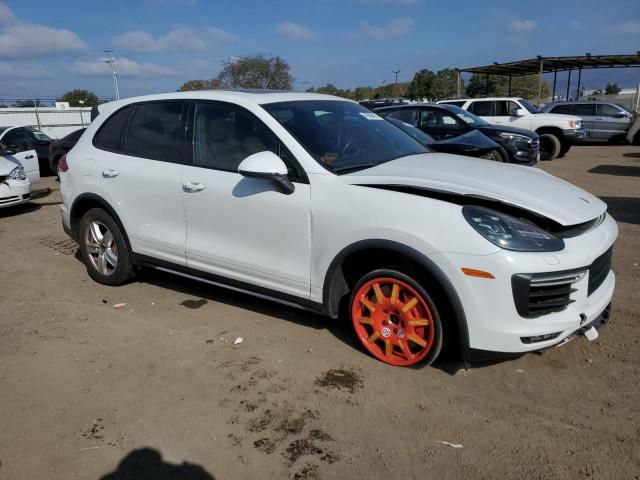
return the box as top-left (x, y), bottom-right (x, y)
top-left (348, 268), bottom-right (444, 366)
top-left (79, 208), bottom-right (134, 286)
top-left (539, 133), bottom-right (561, 160)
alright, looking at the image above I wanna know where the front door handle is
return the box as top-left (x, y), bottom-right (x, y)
top-left (102, 169), bottom-right (119, 178)
top-left (25, 154), bottom-right (35, 159)
top-left (183, 181), bottom-right (205, 192)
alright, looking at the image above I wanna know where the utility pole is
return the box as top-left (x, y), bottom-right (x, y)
top-left (392, 70), bottom-right (400, 84)
top-left (104, 50), bottom-right (120, 101)
top-left (301, 80), bottom-right (310, 92)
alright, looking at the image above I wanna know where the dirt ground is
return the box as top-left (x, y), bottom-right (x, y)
top-left (1, 145), bottom-right (639, 480)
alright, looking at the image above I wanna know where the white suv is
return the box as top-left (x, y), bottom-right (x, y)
top-left (438, 97), bottom-right (587, 160)
top-left (60, 91), bottom-right (617, 367)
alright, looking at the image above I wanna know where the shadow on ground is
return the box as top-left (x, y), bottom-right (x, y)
top-left (622, 152), bottom-right (640, 159)
top-left (588, 165), bottom-right (640, 177)
top-left (0, 202), bottom-right (41, 218)
top-left (601, 197), bottom-right (640, 225)
top-left (98, 448), bottom-right (215, 480)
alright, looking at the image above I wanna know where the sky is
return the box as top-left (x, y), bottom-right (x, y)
top-left (0, 0), bottom-right (639, 101)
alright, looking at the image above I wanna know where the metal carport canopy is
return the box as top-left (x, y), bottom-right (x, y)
top-left (456, 53), bottom-right (640, 105)
top-left (458, 54), bottom-right (640, 76)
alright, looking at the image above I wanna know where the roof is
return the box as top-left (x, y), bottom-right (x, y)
top-left (459, 54), bottom-right (640, 76)
top-left (439, 97), bottom-right (525, 102)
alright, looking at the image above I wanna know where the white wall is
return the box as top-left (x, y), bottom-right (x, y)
top-left (0, 107), bottom-right (92, 140)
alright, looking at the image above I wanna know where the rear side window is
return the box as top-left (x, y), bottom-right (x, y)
top-left (125, 102), bottom-right (185, 162)
top-left (550, 104), bottom-right (573, 114)
top-left (94, 106), bottom-right (133, 152)
top-left (468, 101), bottom-right (494, 116)
top-left (495, 101), bottom-right (520, 116)
top-left (573, 104), bottom-right (596, 116)
top-left (384, 108), bottom-right (419, 126)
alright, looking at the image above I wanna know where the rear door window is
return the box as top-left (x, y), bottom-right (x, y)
top-left (384, 108), bottom-right (419, 126)
top-left (573, 104), bottom-right (596, 116)
top-left (125, 101), bottom-right (186, 162)
top-left (93, 106), bottom-right (134, 152)
top-left (468, 101), bottom-right (494, 116)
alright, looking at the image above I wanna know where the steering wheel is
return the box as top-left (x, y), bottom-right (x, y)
top-left (336, 137), bottom-right (367, 163)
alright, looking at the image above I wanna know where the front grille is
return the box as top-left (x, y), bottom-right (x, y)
top-left (530, 138), bottom-right (540, 155)
top-left (512, 270), bottom-right (585, 318)
top-left (588, 247), bottom-right (613, 296)
top-left (0, 195), bottom-right (20, 204)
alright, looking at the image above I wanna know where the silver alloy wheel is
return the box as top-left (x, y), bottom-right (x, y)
top-left (85, 221), bottom-right (118, 275)
top-left (480, 150), bottom-right (504, 162)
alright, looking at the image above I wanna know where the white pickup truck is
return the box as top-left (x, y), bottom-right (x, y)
top-left (437, 97), bottom-right (588, 160)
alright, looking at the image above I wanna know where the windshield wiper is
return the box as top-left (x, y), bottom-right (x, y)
top-left (332, 163), bottom-right (377, 173)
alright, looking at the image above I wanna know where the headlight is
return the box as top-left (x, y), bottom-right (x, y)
top-left (568, 119), bottom-right (582, 128)
top-left (8, 166), bottom-right (26, 180)
top-left (462, 206), bottom-right (564, 252)
top-left (497, 132), bottom-right (531, 142)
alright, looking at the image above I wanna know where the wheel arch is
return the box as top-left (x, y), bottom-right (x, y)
top-left (535, 126), bottom-right (564, 139)
top-left (322, 239), bottom-right (470, 360)
top-left (69, 193), bottom-right (133, 255)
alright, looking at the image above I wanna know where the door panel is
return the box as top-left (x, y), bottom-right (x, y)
top-left (183, 167), bottom-right (311, 297)
top-left (183, 100), bottom-right (311, 298)
top-left (12, 150), bottom-right (40, 184)
top-left (93, 100), bottom-right (188, 266)
top-left (594, 104), bottom-right (630, 140)
top-left (572, 104), bottom-right (596, 138)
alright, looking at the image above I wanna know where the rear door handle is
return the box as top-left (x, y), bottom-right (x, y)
top-left (102, 169), bottom-right (119, 178)
top-left (183, 181), bottom-right (205, 192)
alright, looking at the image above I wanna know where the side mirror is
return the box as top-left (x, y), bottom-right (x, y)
top-left (238, 151), bottom-right (295, 195)
top-left (513, 108), bottom-right (526, 117)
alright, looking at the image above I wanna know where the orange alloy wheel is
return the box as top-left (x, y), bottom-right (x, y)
top-left (351, 277), bottom-right (436, 366)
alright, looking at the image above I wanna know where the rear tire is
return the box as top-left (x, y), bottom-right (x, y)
top-left (79, 208), bottom-right (134, 286)
top-left (539, 133), bottom-right (561, 160)
top-left (349, 268), bottom-right (443, 367)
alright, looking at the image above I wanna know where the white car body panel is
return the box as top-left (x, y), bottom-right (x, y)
top-left (0, 151), bottom-right (38, 208)
top-left (60, 90), bottom-right (618, 357)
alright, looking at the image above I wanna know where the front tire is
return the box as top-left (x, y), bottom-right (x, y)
top-left (349, 269), bottom-right (443, 367)
top-left (79, 208), bottom-right (134, 286)
top-left (539, 133), bottom-right (561, 160)
top-left (480, 148), bottom-right (506, 162)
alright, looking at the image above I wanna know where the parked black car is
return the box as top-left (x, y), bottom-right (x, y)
top-left (375, 104), bottom-right (539, 165)
top-left (386, 117), bottom-right (507, 162)
top-left (48, 128), bottom-right (86, 173)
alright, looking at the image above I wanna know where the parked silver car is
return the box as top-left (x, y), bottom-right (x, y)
top-left (541, 101), bottom-right (636, 142)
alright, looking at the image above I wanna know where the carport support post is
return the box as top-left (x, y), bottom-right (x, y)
top-left (508, 74), bottom-right (512, 96)
top-left (552, 69), bottom-right (558, 101)
top-left (566, 69), bottom-right (572, 100)
top-left (457, 69), bottom-right (461, 98)
top-left (537, 58), bottom-right (544, 106)
top-left (576, 68), bottom-right (583, 99)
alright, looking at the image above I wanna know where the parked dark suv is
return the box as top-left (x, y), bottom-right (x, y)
top-left (375, 104), bottom-right (539, 165)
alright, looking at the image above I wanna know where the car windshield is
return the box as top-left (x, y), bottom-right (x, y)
top-left (385, 117), bottom-right (435, 146)
top-left (31, 130), bottom-right (52, 141)
top-left (263, 100), bottom-right (427, 174)
top-left (444, 105), bottom-right (490, 127)
top-left (518, 99), bottom-right (538, 113)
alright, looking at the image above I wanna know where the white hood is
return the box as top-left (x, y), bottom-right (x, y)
top-left (342, 154), bottom-right (606, 226)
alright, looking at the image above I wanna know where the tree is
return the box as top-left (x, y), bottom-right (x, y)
top-left (15, 99), bottom-right (45, 107)
top-left (406, 69), bottom-right (437, 100)
top-left (314, 83), bottom-right (339, 96)
top-left (605, 82), bottom-right (621, 95)
top-left (465, 74), bottom-right (548, 101)
top-left (216, 54), bottom-right (293, 90)
top-left (178, 79), bottom-right (225, 91)
top-left (58, 89), bottom-right (100, 107)
top-left (432, 68), bottom-right (461, 100)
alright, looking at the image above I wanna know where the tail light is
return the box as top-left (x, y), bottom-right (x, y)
top-left (58, 154), bottom-right (69, 173)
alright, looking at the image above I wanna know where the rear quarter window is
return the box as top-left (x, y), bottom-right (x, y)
top-left (93, 106), bottom-right (134, 152)
top-left (468, 101), bottom-right (494, 116)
